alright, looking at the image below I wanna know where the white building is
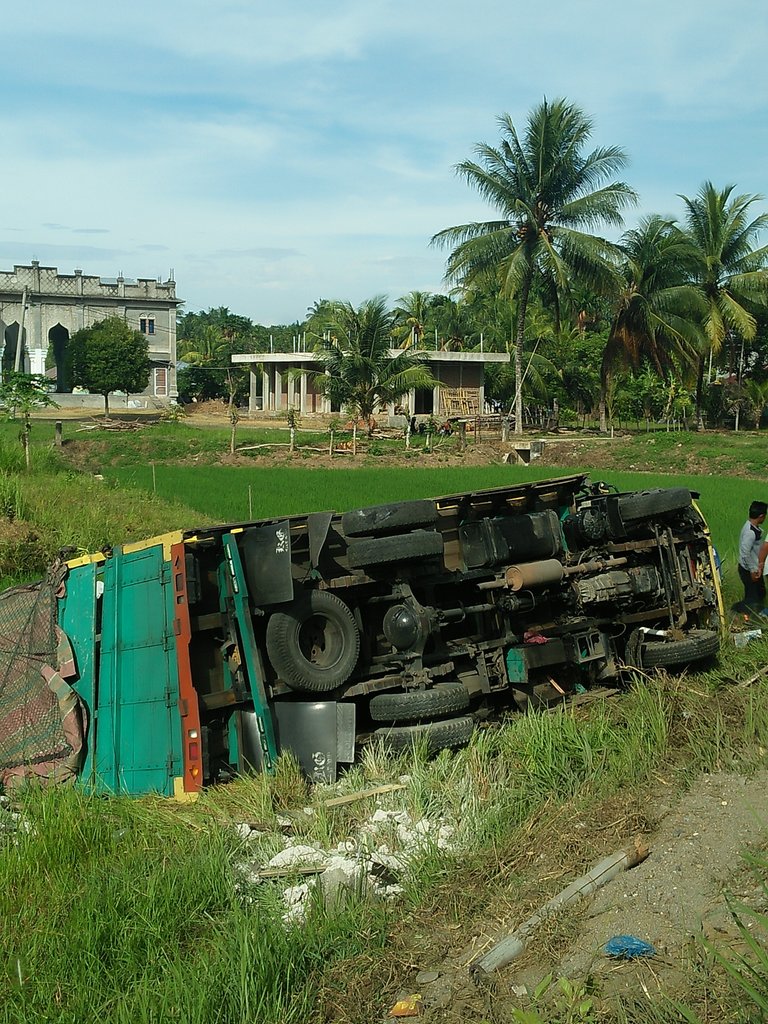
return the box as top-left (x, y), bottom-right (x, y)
top-left (0, 261), bottom-right (181, 399)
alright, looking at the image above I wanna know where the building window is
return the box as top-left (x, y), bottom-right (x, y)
top-left (154, 367), bottom-right (168, 397)
top-left (140, 316), bottom-right (155, 335)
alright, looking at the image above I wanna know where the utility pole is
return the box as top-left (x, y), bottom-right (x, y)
top-left (14, 287), bottom-right (28, 372)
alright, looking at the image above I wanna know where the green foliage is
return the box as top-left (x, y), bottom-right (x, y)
top-left (68, 317), bottom-right (150, 416)
top-left (310, 295), bottom-right (438, 431)
top-left (177, 305), bottom-right (269, 356)
top-left (604, 216), bottom-right (705, 375)
top-left (176, 365), bottom-right (250, 406)
top-left (0, 373), bottom-right (59, 468)
top-left (0, 787), bottom-right (389, 1024)
top-left (0, 372), bottom-right (57, 419)
top-left (681, 182), bottom-right (768, 353)
top-left (433, 97), bottom-right (637, 429)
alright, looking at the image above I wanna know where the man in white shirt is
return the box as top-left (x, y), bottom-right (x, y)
top-left (736, 500), bottom-right (768, 615)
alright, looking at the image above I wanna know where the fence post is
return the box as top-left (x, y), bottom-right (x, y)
top-left (55, 421), bottom-right (63, 447)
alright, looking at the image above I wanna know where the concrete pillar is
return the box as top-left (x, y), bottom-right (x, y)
top-left (249, 368), bottom-right (258, 413)
top-left (299, 370), bottom-right (307, 414)
top-left (274, 367), bottom-right (283, 410)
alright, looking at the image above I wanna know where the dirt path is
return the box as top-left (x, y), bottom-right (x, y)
top-left (554, 770), bottom-right (768, 999)
top-left (400, 770), bottom-right (768, 1022)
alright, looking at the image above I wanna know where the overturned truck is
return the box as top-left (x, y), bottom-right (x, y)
top-left (0, 473), bottom-right (723, 796)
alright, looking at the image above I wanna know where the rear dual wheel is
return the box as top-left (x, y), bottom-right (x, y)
top-left (342, 499), bottom-right (438, 537)
top-left (369, 682), bottom-right (470, 723)
top-left (373, 715), bottom-right (474, 754)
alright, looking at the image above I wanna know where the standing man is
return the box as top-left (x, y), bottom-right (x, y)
top-left (736, 500), bottom-right (768, 615)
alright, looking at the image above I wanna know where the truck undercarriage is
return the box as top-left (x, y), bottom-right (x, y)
top-left (0, 473), bottom-right (723, 795)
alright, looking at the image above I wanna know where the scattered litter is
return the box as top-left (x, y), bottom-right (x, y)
top-left (472, 838), bottom-right (650, 975)
top-left (734, 629), bottom-right (762, 648)
top-left (604, 935), bottom-right (656, 959)
top-left (388, 994), bottom-right (422, 1017)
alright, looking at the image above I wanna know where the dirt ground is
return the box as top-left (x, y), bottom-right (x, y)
top-left (378, 770), bottom-right (768, 1022)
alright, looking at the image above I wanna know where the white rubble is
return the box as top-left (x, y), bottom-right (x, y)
top-left (233, 801), bottom-right (461, 926)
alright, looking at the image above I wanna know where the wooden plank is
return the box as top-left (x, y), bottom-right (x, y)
top-left (321, 782), bottom-right (407, 808)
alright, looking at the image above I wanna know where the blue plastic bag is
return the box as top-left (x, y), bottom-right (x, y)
top-left (604, 935), bottom-right (656, 959)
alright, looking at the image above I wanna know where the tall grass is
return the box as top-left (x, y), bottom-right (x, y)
top-left (0, 788), bottom-right (388, 1024)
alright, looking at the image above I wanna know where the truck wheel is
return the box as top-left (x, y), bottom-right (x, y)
top-left (342, 500), bottom-right (438, 537)
top-left (641, 629), bottom-right (720, 668)
top-left (373, 715), bottom-right (474, 754)
top-left (266, 590), bottom-right (360, 693)
top-left (618, 488), bottom-right (692, 521)
top-left (369, 682), bottom-right (470, 723)
top-left (347, 530), bottom-right (443, 569)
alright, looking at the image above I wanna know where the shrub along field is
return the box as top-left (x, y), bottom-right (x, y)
top-left (0, 416), bottom-right (767, 1022)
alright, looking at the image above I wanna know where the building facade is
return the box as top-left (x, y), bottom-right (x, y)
top-left (0, 261), bottom-right (181, 399)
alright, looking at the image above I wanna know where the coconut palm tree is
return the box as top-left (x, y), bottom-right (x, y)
top-left (177, 325), bottom-right (229, 367)
top-left (310, 296), bottom-right (437, 434)
top-left (599, 215), bottom-right (706, 431)
top-left (680, 182), bottom-right (768, 428)
top-left (432, 97), bottom-right (636, 433)
top-left (392, 291), bottom-right (432, 348)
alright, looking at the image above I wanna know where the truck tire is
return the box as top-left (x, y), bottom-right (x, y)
top-left (342, 500), bottom-right (438, 537)
top-left (641, 628), bottom-right (720, 668)
top-left (373, 715), bottom-right (474, 754)
top-left (618, 488), bottom-right (692, 522)
top-left (265, 590), bottom-right (360, 693)
top-left (347, 530), bottom-right (444, 569)
top-left (369, 682), bottom-right (470, 723)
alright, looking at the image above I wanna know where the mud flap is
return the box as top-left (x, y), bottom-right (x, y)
top-left (241, 522), bottom-right (294, 605)
top-left (272, 701), bottom-right (356, 782)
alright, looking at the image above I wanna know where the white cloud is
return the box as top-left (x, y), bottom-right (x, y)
top-left (0, 0), bottom-right (766, 323)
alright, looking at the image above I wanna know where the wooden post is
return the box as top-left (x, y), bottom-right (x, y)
top-left (55, 421), bottom-right (63, 447)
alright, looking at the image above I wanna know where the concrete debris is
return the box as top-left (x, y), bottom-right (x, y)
top-left (234, 802), bottom-right (460, 925)
top-left (283, 883), bottom-right (313, 922)
top-left (266, 845), bottom-right (329, 870)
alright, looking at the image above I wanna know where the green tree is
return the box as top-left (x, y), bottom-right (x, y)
top-left (680, 182), bottom-right (768, 428)
top-left (743, 377), bottom-right (768, 428)
top-left (0, 372), bottom-right (58, 469)
top-left (392, 291), bottom-right (433, 348)
top-left (68, 317), bottom-right (150, 418)
top-left (600, 215), bottom-right (706, 430)
top-left (310, 296), bottom-right (437, 434)
top-left (432, 97), bottom-right (636, 433)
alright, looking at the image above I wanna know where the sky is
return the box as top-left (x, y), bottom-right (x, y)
top-left (1, 0), bottom-right (766, 326)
